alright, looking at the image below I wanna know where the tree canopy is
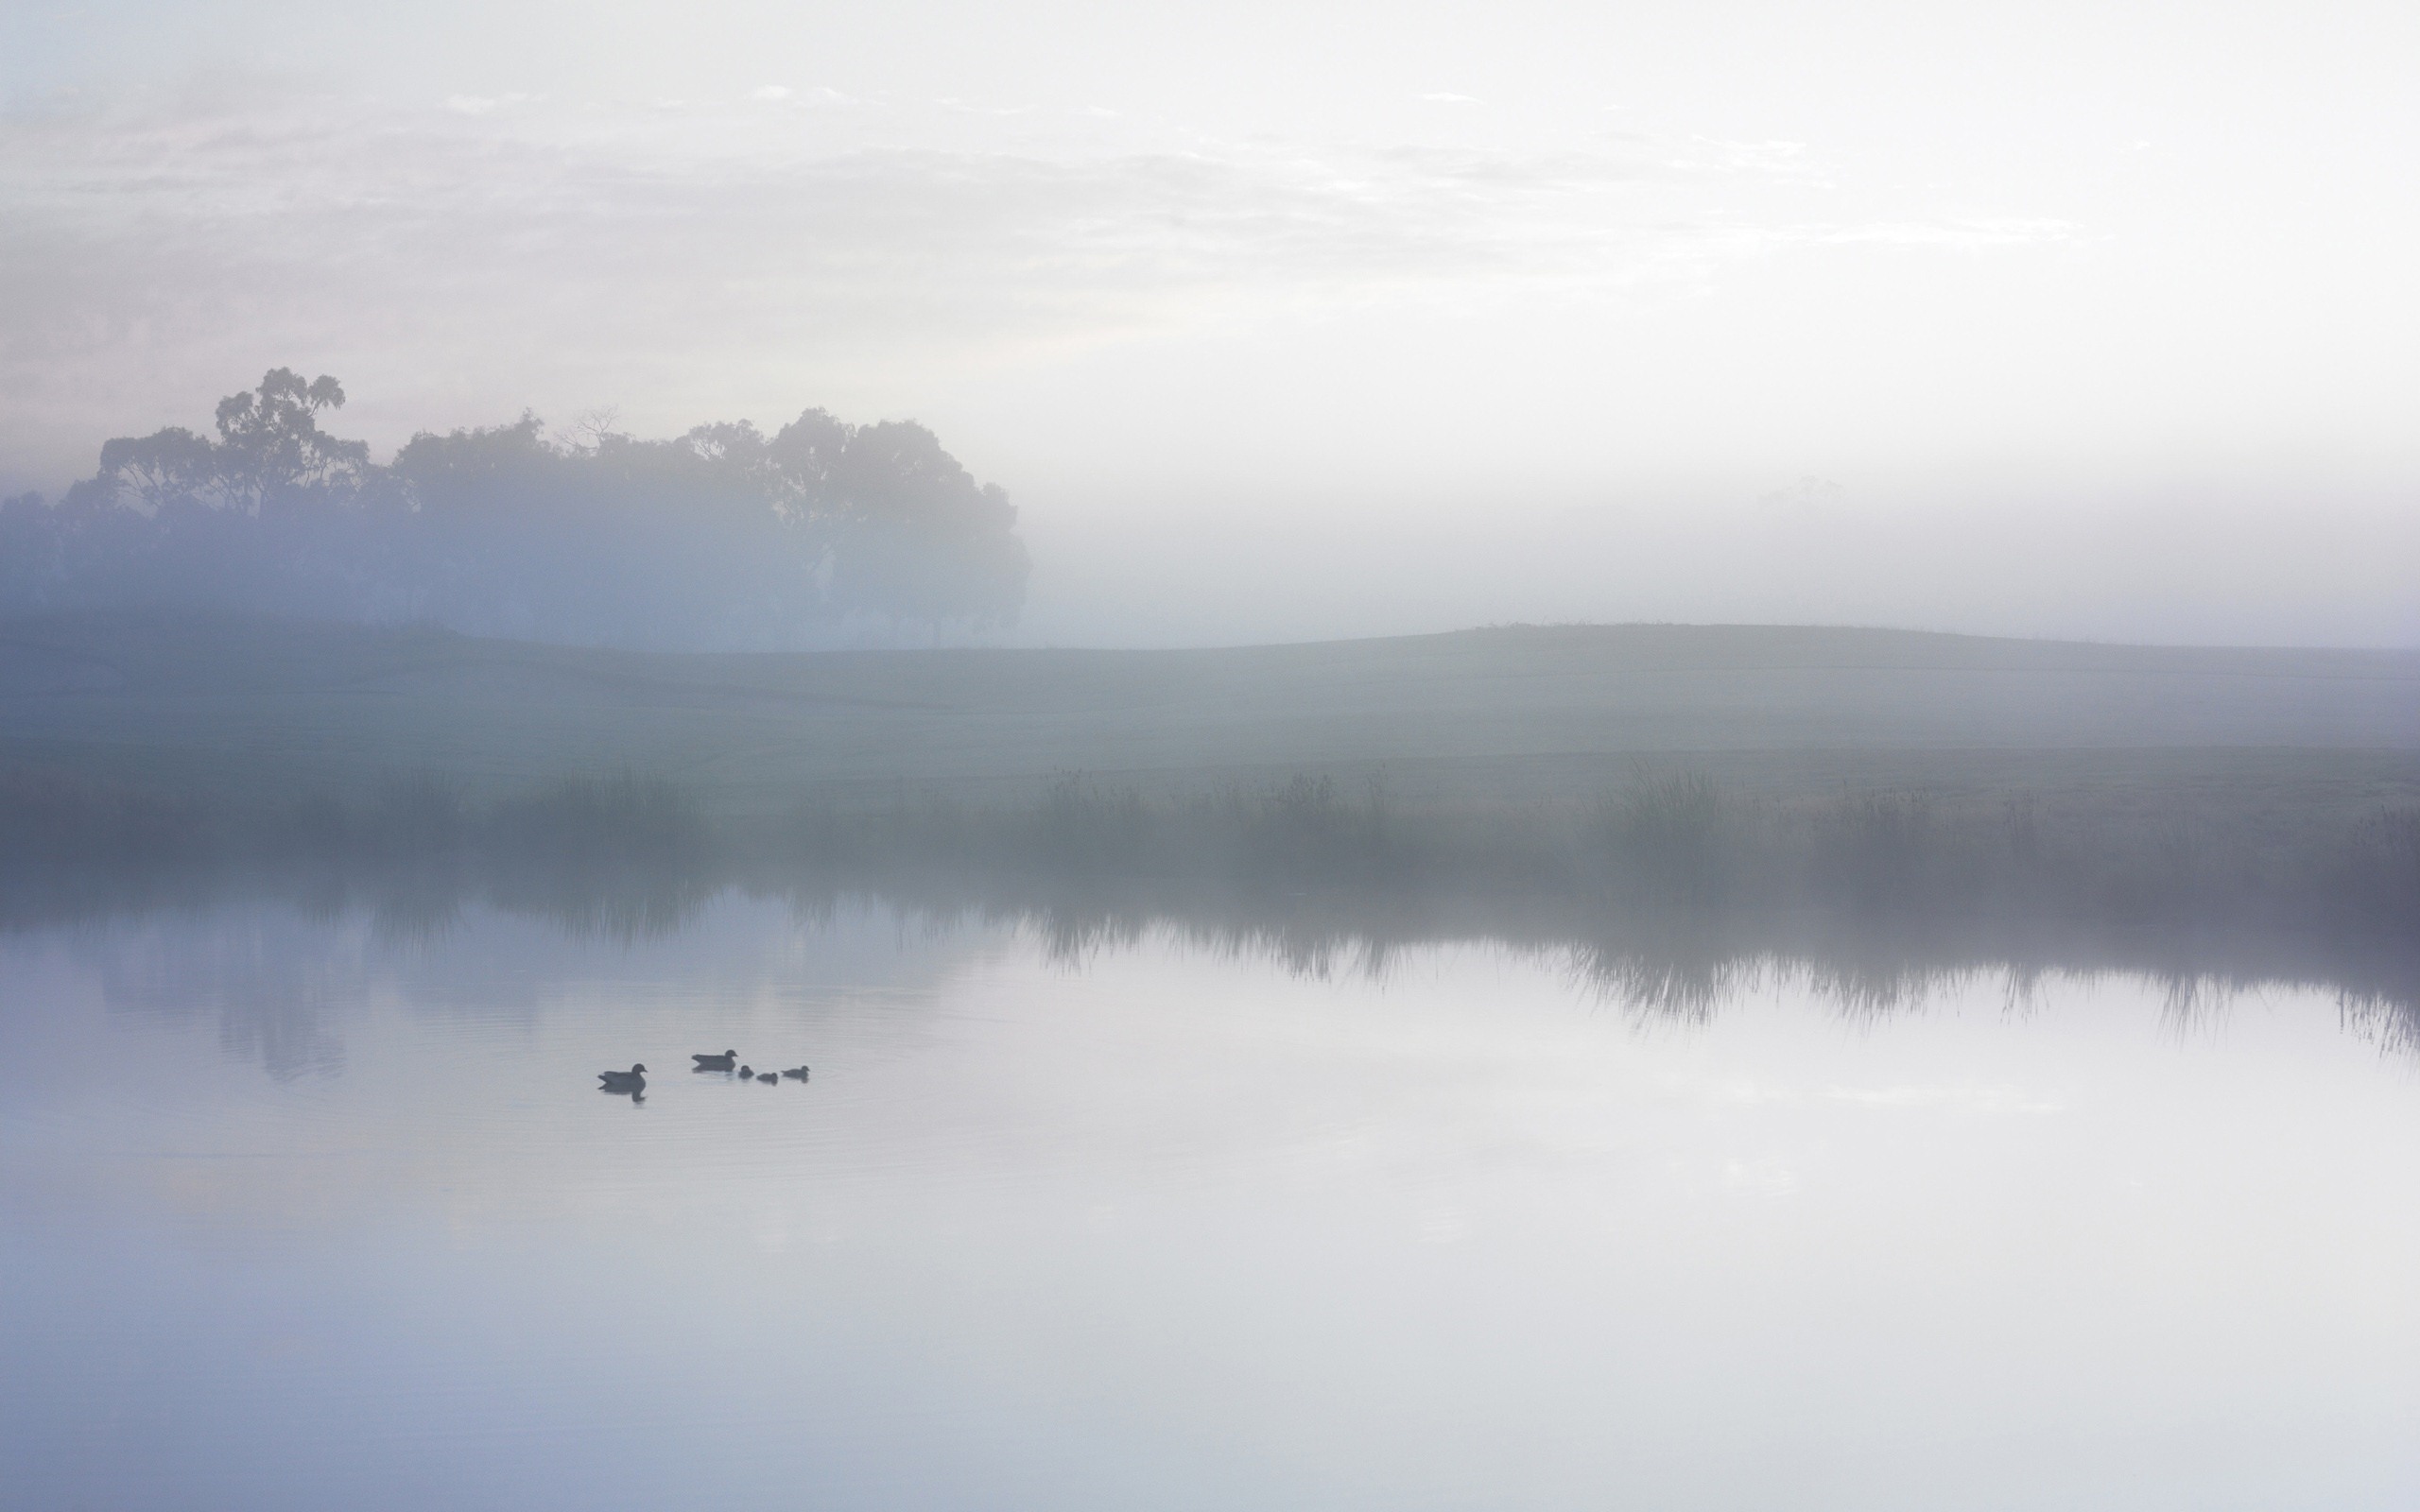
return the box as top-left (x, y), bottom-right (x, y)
top-left (0, 371), bottom-right (1028, 648)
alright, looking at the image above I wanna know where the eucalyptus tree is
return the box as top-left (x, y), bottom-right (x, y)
top-left (5, 372), bottom-right (1028, 648)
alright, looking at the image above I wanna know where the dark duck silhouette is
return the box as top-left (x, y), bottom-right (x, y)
top-left (780, 1066), bottom-right (811, 1081)
top-left (756, 1072), bottom-right (779, 1084)
top-left (598, 1063), bottom-right (647, 1091)
top-left (692, 1050), bottom-right (738, 1072)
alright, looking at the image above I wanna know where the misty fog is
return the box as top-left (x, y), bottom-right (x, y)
top-left (6, 0), bottom-right (2416, 648)
top-left (8, 4), bottom-right (2420, 1510)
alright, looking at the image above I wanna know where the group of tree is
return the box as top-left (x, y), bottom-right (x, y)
top-left (0, 370), bottom-right (1029, 647)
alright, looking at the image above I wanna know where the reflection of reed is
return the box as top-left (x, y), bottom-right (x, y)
top-left (5, 768), bottom-right (2416, 1042)
top-left (948, 885), bottom-right (2417, 1047)
top-left (1569, 948), bottom-right (1756, 1025)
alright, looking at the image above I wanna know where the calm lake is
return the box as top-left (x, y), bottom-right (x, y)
top-left (5, 892), bottom-right (2417, 1510)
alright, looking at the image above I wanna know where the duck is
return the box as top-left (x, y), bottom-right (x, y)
top-left (737, 1065), bottom-right (754, 1079)
top-left (756, 1072), bottom-right (779, 1084)
top-left (780, 1065), bottom-right (811, 1081)
top-left (691, 1050), bottom-right (738, 1071)
top-left (597, 1064), bottom-right (648, 1091)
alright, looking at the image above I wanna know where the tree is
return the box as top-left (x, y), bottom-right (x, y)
top-left (71, 369), bottom-right (367, 516)
top-left (81, 428), bottom-right (218, 514)
top-left (209, 369), bottom-right (370, 507)
top-left (817, 420), bottom-right (1028, 632)
top-left (10, 373), bottom-right (1027, 646)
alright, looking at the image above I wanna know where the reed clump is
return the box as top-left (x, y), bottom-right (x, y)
top-left (0, 769), bottom-right (206, 864)
top-left (487, 774), bottom-right (714, 870)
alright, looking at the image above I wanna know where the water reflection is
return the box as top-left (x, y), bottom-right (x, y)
top-left (81, 908), bottom-right (354, 1080)
top-left (9, 859), bottom-right (2416, 1071)
top-left (6, 884), bottom-right (2420, 1511)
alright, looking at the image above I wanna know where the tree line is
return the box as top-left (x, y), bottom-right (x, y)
top-left (0, 369), bottom-right (1029, 647)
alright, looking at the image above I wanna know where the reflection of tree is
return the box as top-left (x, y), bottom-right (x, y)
top-left (212, 979), bottom-right (347, 1082)
top-left (93, 913), bottom-right (351, 1081)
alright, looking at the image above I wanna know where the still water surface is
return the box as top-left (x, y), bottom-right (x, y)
top-left (4, 895), bottom-right (2417, 1510)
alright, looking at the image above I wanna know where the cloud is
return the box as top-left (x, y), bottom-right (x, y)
top-left (753, 84), bottom-right (853, 107)
top-left (1799, 217), bottom-right (2078, 249)
top-left (0, 87), bottom-right (2077, 478)
top-left (443, 92), bottom-right (534, 116)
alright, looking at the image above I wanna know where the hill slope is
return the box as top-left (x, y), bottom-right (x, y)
top-left (3, 613), bottom-right (2415, 817)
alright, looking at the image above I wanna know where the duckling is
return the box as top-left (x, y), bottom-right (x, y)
top-left (737, 1065), bottom-right (754, 1079)
top-left (756, 1072), bottom-right (778, 1084)
top-left (597, 1063), bottom-right (648, 1091)
top-left (780, 1065), bottom-right (811, 1081)
top-left (691, 1050), bottom-right (738, 1071)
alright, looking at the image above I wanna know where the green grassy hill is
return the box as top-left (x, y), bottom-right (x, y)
top-left (3, 612), bottom-right (2416, 820)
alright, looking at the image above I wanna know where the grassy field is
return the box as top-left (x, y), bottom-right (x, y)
top-left (4, 610), bottom-right (2416, 820)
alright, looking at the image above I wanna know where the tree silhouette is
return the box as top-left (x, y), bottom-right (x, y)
top-left (209, 369), bottom-right (370, 507)
top-left (6, 371), bottom-right (1028, 647)
top-left (77, 369), bottom-right (368, 515)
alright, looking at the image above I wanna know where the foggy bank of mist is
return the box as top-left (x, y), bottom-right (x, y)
top-left (11, 19), bottom-right (2420, 653)
top-left (9, 365), bottom-right (2413, 652)
top-left (1018, 477), bottom-right (2420, 650)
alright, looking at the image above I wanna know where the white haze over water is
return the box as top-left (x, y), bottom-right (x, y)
top-left (4, 0), bottom-right (2416, 645)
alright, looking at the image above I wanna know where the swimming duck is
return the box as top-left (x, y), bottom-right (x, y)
top-left (691, 1050), bottom-right (738, 1071)
top-left (756, 1072), bottom-right (779, 1084)
top-left (780, 1065), bottom-right (811, 1081)
top-left (598, 1064), bottom-right (647, 1091)
top-left (737, 1065), bottom-right (754, 1079)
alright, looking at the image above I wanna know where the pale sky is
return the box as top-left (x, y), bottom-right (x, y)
top-left (5, 0), bottom-right (2415, 644)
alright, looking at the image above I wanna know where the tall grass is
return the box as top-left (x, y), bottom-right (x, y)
top-left (488, 774), bottom-right (714, 870)
top-left (0, 770), bottom-right (205, 864)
